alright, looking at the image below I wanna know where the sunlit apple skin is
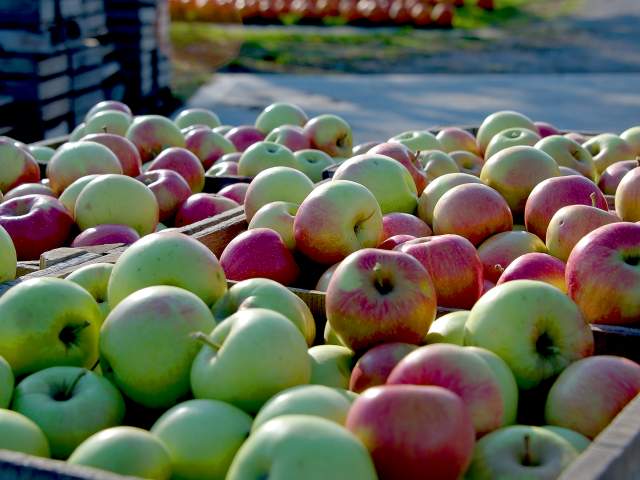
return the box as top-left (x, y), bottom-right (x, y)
top-left (546, 204), bottom-right (619, 261)
top-left (137, 169), bottom-right (192, 222)
top-left (294, 149), bottom-right (335, 182)
top-left (0, 409), bottom-right (50, 457)
top-left (484, 127), bottom-right (541, 159)
top-left (449, 151), bottom-right (484, 176)
top-left (265, 125), bottom-right (311, 152)
top-left (382, 212), bottom-right (431, 240)
top-left (621, 126), bottom-right (640, 156)
top-left (398, 235), bottom-right (483, 309)
top-left (220, 228), bottom-right (299, 285)
top-left (417, 172), bottom-right (483, 226)
top-left (615, 167), bottom-right (640, 222)
top-left (598, 159), bottom-right (637, 195)
top-left (304, 114), bottom-right (353, 158)
top-left (326, 248), bottom-right (436, 352)
top-left (424, 310), bottom-right (470, 345)
top-left (83, 133), bottom-right (143, 177)
top-left (85, 100), bottom-right (132, 121)
top-left (566, 222), bottom-right (640, 325)
top-left (496, 252), bottom-right (566, 292)
top-left (174, 194), bottom-right (239, 227)
top-left (248, 201), bottom-right (298, 250)
top-left (218, 182), bottom-right (249, 204)
top-left (477, 231), bottom-right (547, 284)
top-left (0, 194), bottom-right (73, 260)
top-left (148, 147), bottom-right (206, 193)
top-left (4, 183), bottom-right (55, 201)
top-left (66, 262), bottom-right (114, 322)
top-left (352, 141), bottom-right (379, 156)
top-left (583, 133), bottom-right (635, 174)
top-left (535, 121), bottom-right (561, 138)
top-left (476, 110), bottom-right (537, 155)
top-left (184, 128), bottom-right (236, 170)
top-left (238, 141), bottom-right (299, 177)
top-left (378, 234), bottom-right (416, 250)
top-left (389, 130), bottom-right (442, 153)
top-left (207, 161), bottom-right (239, 177)
top-left (346, 385), bottom-right (475, 480)
top-left (418, 150), bottom-right (459, 183)
top-left (254, 102), bottom-right (308, 134)
top-left (315, 262), bottom-right (341, 291)
top-left (433, 183), bottom-right (513, 246)
top-left (369, 142), bottom-right (428, 195)
top-left (225, 126), bottom-right (266, 152)
top-left (349, 343), bottom-right (417, 394)
top-left (535, 135), bottom-right (597, 181)
top-left (174, 108), bottom-right (221, 129)
top-left (126, 115), bottom-right (186, 163)
top-left (72, 224), bottom-right (140, 248)
top-left (0, 224), bottom-right (16, 282)
top-left (436, 127), bottom-right (480, 155)
top-left (84, 110), bottom-right (131, 136)
top-left (294, 180), bottom-right (383, 265)
top-left (524, 175), bottom-right (608, 240)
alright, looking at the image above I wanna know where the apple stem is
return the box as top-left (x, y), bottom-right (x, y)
top-left (590, 192), bottom-right (597, 208)
top-left (523, 434), bottom-right (532, 466)
top-left (64, 369), bottom-right (88, 400)
top-left (191, 332), bottom-right (222, 351)
top-left (494, 264), bottom-right (505, 274)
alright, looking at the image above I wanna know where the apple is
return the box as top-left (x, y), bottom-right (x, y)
top-left (368, 142), bottom-right (428, 195)
top-left (545, 355), bottom-right (640, 439)
top-left (484, 127), bottom-right (541, 159)
top-left (0, 409), bottom-right (50, 457)
top-left (68, 426), bottom-right (171, 479)
top-left (465, 425), bottom-right (579, 479)
top-left (316, 262), bottom-right (341, 291)
top-left (0, 354), bottom-right (14, 408)
top-left (436, 127), bottom-right (480, 155)
top-left (476, 110), bottom-right (537, 155)
top-left (218, 182), bottom-right (249, 204)
top-left (0, 194), bottom-right (74, 260)
top-left (546, 203), bottom-right (619, 261)
top-left (0, 225), bottom-right (15, 283)
top-left (252, 385), bottom-right (353, 430)
top-left (389, 130), bottom-right (442, 153)
top-left (449, 150), bottom-right (484, 176)
top-left (46, 141), bottom-right (122, 194)
top-left (525, 175), bottom-right (608, 240)
top-left (28, 145), bottom-right (56, 163)
top-left (71, 224), bottom-right (140, 248)
top-left (191, 309), bottom-right (311, 413)
top-left (398, 235), bottom-right (482, 308)
top-left (227, 415), bottom-right (376, 480)
top-left (583, 133), bottom-right (635, 174)
top-left (224, 126), bottom-right (265, 152)
top-left (218, 152), bottom-right (242, 163)
top-left (151, 399), bottom-right (253, 480)
top-left (74, 174), bottom-right (158, 236)
top-left (0, 277), bottom-right (100, 377)
top-left (266, 125), bottom-right (311, 152)
top-left (69, 123), bottom-right (86, 141)
top-left (212, 277), bottom-right (315, 345)
top-left (346, 385), bottom-right (475, 479)
top-left (219, 228), bottom-right (299, 285)
top-left (207, 160), bottom-right (239, 176)
top-left (148, 147), bottom-right (206, 193)
top-left (424, 310), bottom-right (470, 345)
top-left (12, 366), bottom-right (125, 459)
top-left (565, 131), bottom-right (590, 144)
top-left (108, 232), bottom-right (226, 309)
top-left (333, 154), bottom-right (418, 214)
top-left (100, 285), bottom-right (215, 408)
top-left (126, 115), bottom-right (186, 163)
top-left (378, 233), bottom-right (415, 250)
top-left (3, 182), bottom-right (56, 201)
top-left (496, 252), bottom-right (566, 292)
top-left (303, 114), bottom-right (353, 158)
top-left (174, 108), bottom-right (221, 129)
top-left (464, 280), bottom-right (594, 389)
top-left (58, 174), bottom-right (100, 216)
top-left (174, 193), bottom-right (239, 227)
top-left (480, 146), bottom-right (560, 215)
top-left (294, 149), bottom-right (335, 182)
top-left (621, 126), bottom-right (640, 156)
top-left (381, 212), bottom-right (431, 240)
top-left (82, 133), bottom-right (143, 177)
top-left (137, 169), bottom-right (192, 222)
top-left (417, 172), bottom-right (483, 226)
top-left (185, 128), bottom-right (236, 170)
top-left (294, 180), bottom-right (383, 264)
top-left (254, 102), bottom-right (308, 133)
top-left (85, 100), bottom-right (132, 121)
top-left (84, 110), bottom-right (131, 136)
top-left (309, 345), bottom-right (354, 389)
top-left (541, 426), bottom-right (590, 452)
top-left (566, 222), bottom-right (640, 325)
top-left (615, 166), bottom-right (640, 221)
top-left (433, 183), bottom-right (513, 246)
top-left (66, 262), bottom-right (114, 322)
top-left (243, 166), bottom-right (314, 221)
top-left (237, 141), bottom-right (299, 178)
top-left (352, 141), bottom-right (379, 155)
top-left (535, 135), bottom-right (597, 181)
top-left (418, 150), bottom-right (459, 182)
top-left (349, 342), bottom-right (417, 393)
top-left (248, 201), bottom-right (298, 249)
top-left (326, 248), bottom-right (436, 352)
top-left (535, 121), bottom-right (561, 137)
top-left (598, 159), bottom-right (637, 194)
top-left (477, 231), bottom-right (547, 283)
top-left (559, 166), bottom-right (583, 176)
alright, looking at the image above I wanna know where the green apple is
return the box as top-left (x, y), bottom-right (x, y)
top-left (69, 123), bottom-right (86, 141)
top-left (0, 409), bottom-right (50, 457)
top-left (0, 355), bottom-right (13, 408)
top-left (12, 366), bottom-right (125, 459)
top-left (74, 174), bottom-right (159, 236)
top-left (252, 385), bottom-right (354, 431)
top-left (583, 133), bottom-right (635, 174)
top-left (417, 150), bottom-right (459, 182)
top-left (303, 114), bottom-right (353, 158)
top-left (126, 115), bottom-right (186, 163)
top-left (211, 278), bottom-right (315, 346)
top-left (0, 224), bottom-right (17, 282)
top-left (255, 102), bottom-right (308, 134)
top-left (484, 127), bottom-right (541, 159)
top-left (535, 135), bottom-right (597, 181)
top-left (424, 310), bottom-right (470, 345)
top-left (151, 399), bottom-right (253, 480)
top-left (417, 172), bottom-right (483, 226)
top-left (108, 231), bottom-right (227, 309)
top-left (294, 149), bottom-right (335, 182)
top-left (28, 145), bottom-right (56, 163)
top-left (101, 285), bottom-right (216, 409)
top-left (324, 321), bottom-right (347, 346)
top-left (66, 263), bottom-right (114, 323)
top-left (227, 415), bottom-right (377, 480)
top-left (175, 108), bottom-right (221, 129)
top-left (464, 280), bottom-right (594, 390)
top-left (465, 425), bottom-right (579, 480)
top-left (58, 174), bottom-right (101, 216)
top-left (541, 426), bottom-right (590, 453)
top-left (238, 142), bottom-right (299, 177)
top-left (308, 345), bottom-right (355, 389)
top-left (0, 278), bottom-right (101, 377)
top-left (191, 308), bottom-right (311, 414)
top-left (476, 110), bottom-right (537, 155)
top-left (332, 154), bottom-right (418, 214)
top-left (248, 201), bottom-right (298, 249)
top-left (68, 426), bottom-right (171, 479)
top-left (84, 110), bottom-right (131, 136)
top-left (621, 125), bottom-right (640, 156)
top-left (389, 130), bottom-right (442, 152)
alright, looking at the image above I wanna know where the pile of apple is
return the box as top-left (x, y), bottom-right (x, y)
top-left (1, 101), bottom-right (640, 480)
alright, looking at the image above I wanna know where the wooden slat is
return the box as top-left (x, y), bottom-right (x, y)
top-left (40, 243), bottom-right (125, 269)
top-left (15, 261), bottom-right (40, 276)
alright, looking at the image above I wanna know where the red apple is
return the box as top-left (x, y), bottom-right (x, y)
top-left (147, 147), bottom-right (205, 193)
top-left (85, 100), bottom-right (132, 121)
top-left (136, 169), bottom-right (192, 222)
top-left (125, 115), bottom-right (186, 163)
top-left (368, 143), bottom-right (428, 195)
top-left (378, 234), bottom-right (416, 250)
top-left (478, 231), bottom-right (547, 283)
top-left (265, 125), bottom-right (311, 152)
top-left (436, 127), bottom-right (480, 155)
top-left (598, 159), bottom-right (637, 195)
top-left (0, 194), bottom-right (73, 260)
top-left (397, 234), bottom-right (483, 309)
top-left (382, 212), bottom-right (431, 240)
top-left (615, 166), bottom-right (640, 221)
top-left (303, 114), bottom-right (353, 158)
top-left (71, 224), bottom-right (140, 248)
top-left (534, 121), bottom-right (561, 138)
top-left (174, 193), bottom-right (240, 227)
top-left (496, 252), bottom-right (566, 292)
top-left (185, 128), bottom-right (236, 169)
top-left (83, 133), bottom-right (143, 177)
top-left (3, 183), bottom-right (55, 201)
top-left (564, 132), bottom-right (590, 144)
top-left (219, 228), bottom-right (299, 285)
top-left (349, 343), bottom-right (418, 394)
top-left (224, 125), bottom-right (266, 152)
top-left (218, 182), bottom-right (249, 204)
top-left (0, 139), bottom-right (41, 193)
